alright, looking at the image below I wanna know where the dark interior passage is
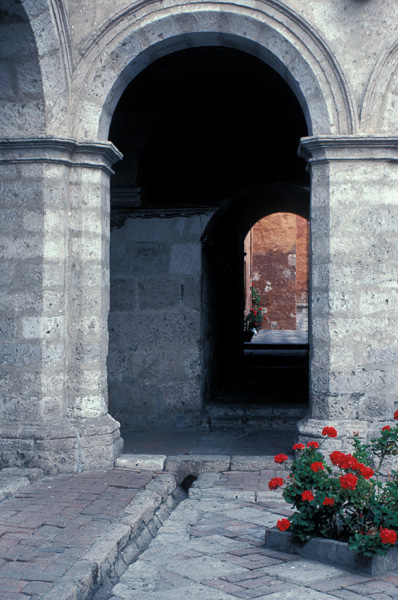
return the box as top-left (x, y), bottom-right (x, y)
top-left (108, 45), bottom-right (310, 430)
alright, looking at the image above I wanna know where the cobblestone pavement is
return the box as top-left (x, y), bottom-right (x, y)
top-left (0, 469), bottom-right (170, 600)
top-left (107, 471), bottom-right (398, 600)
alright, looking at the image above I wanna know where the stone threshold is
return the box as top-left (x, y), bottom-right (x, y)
top-left (115, 453), bottom-right (290, 485)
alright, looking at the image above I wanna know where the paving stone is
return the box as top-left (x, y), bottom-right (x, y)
top-left (115, 455), bottom-right (166, 471)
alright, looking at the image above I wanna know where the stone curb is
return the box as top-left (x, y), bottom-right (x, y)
top-left (265, 528), bottom-right (398, 576)
top-left (41, 473), bottom-right (181, 600)
top-left (115, 454), bottom-right (167, 471)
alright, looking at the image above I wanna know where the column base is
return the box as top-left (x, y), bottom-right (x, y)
top-left (297, 416), bottom-right (394, 453)
top-left (0, 415), bottom-right (123, 475)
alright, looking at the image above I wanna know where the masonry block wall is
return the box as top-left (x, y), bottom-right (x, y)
top-left (108, 214), bottom-right (209, 429)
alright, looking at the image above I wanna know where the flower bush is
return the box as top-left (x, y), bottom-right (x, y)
top-left (244, 284), bottom-right (266, 332)
top-left (269, 411), bottom-right (398, 557)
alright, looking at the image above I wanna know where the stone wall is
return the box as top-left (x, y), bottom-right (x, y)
top-left (245, 214), bottom-right (309, 330)
top-left (108, 213), bottom-right (210, 429)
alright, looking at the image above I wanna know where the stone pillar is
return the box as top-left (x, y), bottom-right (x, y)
top-left (298, 136), bottom-right (398, 448)
top-left (0, 138), bottom-right (123, 473)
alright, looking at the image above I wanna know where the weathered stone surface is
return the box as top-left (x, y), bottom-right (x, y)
top-left (115, 454), bottom-right (166, 471)
top-left (165, 455), bottom-right (230, 485)
top-left (1, 0), bottom-right (398, 471)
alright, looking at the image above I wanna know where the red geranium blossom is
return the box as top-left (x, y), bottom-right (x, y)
top-left (293, 443), bottom-right (305, 451)
top-left (339, 453), bottom-right (359, 470)
top-left (394, 409), bottom-right (398, 420)
top-left (301, 490), bottom-right (314, 501)
top-left (268, 477), bottom-right (284, 490)
top-left (277, 518), bottom-right (290, 532)
top-left (340, 473), bottom-right (358, 490)
top-left (323, 497), bottom-right (334, 506)
top-left (330, 451), bottom-right (345, 466)
top-left (311, 461), bottom-right (324, 472)
top-left (322, 426), bottom-right (337, 438)
top-left (382, 425), bottom-right (391, 431)
top-left (379, 528), bottom-right (397, 545)
top-left (274, 453), bottom-right (289, 464)
top-left (358, 465), bottom-right (374, 479)
top-left (307, 441), bottom-right (319, 449)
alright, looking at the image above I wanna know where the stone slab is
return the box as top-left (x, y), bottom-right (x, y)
top-left (231, 455), bottom-right (286, 471)
top-left (115, 454), bottom-right (166, 471)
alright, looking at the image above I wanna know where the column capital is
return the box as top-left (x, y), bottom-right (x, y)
top-left (0, 137), bottom-right (122, 175)
top-left (299, 135), bottom-right (398, 166)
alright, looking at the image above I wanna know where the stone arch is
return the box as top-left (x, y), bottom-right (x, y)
top-left (361, 41), bottom-right (398, 133)
top-left (0, 0), bottom-right (46, 136)
top-left (22, 0), bottom-right (72, 136)
top-left (201, 183), bottom-right (310, 409)
top-left (71, 1), bottom-right (356, 140)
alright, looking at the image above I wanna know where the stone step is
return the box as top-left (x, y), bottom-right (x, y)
top-left (205, 403), bottom-right (308, 429)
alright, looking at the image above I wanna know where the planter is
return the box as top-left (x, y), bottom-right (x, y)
top-left (265, 529), bottom-right (398, 576)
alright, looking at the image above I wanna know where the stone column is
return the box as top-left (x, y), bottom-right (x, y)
top-left (298, 136), bottom-right (398, 447)
top-left (0, 138), bottom-right (123, 473)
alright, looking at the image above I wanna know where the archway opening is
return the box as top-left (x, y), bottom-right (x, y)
top-left (244, 212), bottom-right (309, 337)
top-left (107, 45), bottom-right (309, 432)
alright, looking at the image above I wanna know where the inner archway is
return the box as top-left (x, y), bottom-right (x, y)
top-left (107, 45), bottom-right (309, 432)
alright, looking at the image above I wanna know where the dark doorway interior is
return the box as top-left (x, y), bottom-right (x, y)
top-left (201, 184), bottom-right (310, 428)
top-left (108, 46), bottom-right (309, 430)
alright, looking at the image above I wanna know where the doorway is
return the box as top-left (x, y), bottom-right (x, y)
top-left (107, 46), bottom-right (309, 431)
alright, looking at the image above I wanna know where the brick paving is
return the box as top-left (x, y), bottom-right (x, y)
top-left (0, 469), bottom-right (156, 600)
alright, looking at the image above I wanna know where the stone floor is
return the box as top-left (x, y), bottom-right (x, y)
top-left (106, 471), bottom-right (398, 600)
top-left (1, 425), bottom-right (397, 600)
top-left (121, 427), bottom-right (295, 456)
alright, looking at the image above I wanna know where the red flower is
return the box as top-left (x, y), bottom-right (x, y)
top-left (293, 443), bottom-right (305, 451)
top-left (379, 528), bottom-right (397, 545)
top-left (301, 490), bottom-right (314, 501)
top-left (322, 426), bottom-right (337, 438)
top-left (274, 453), bottom-right (289, 464)
top-left (254, 322), bottom-right (258, 326)
top-left (340, 473), bottom-right (358, 490)
top-left (307, 441), bottom-right (319, 449)
top-left (311, 461), bottom-right (324, 472)
top-left (394, 410), bottom-right (398, 420)
top-left (330, 451), bottom-right (345, 466)
top-left (338, 453), bottom-right (359, 470)
top-left (323, 497), bottom-right (334, 506)
top-left (276, 518), bottom-right (290, 532)
top-left (382, 425), bottom-right (391, 431)
top-left (268, 477), bottom-right (284, 490)
top-left (358, 465), bottom-right (374, 479)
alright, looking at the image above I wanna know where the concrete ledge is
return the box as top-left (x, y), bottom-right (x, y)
top-left (115, 454), bottom-right (166, 471)
top-left (265, 528), bottom-right (398, 576)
